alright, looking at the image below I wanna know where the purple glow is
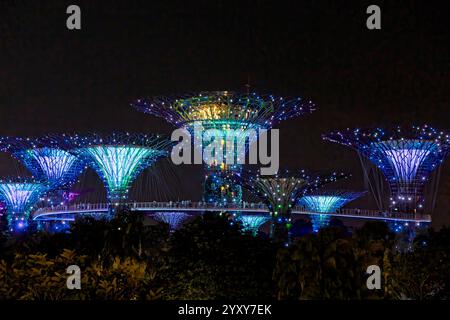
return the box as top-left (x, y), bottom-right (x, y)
top-left (0, 182), bottom-right (47, 229)
top-left (378, 141), bottom-right (433, 183)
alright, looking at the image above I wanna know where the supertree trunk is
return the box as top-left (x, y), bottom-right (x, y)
top-left (270, 209), bottom-right (292, 244)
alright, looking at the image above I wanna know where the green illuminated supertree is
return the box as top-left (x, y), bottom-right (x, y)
top-left (132, 91), bottom-right (315, 206)
top-left (233, 213), bottom-right (271, 236)
top-left (57, 133), bottom-right (172, 215)
top-left (234, 170), bottom-right (349, 244)
top-left (298, 190), bottom-right (366, 232)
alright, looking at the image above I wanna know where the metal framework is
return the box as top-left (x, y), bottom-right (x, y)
top-left (0, 177), bottom-right (48, 231)
top-left (299, 190), bottom-right (366, 232)
top-left (0, 136), bottom-right (85, 190)
top-left (58, 133), bottom-right (173, 205)
top-left (323, 125), bottom-right (449, 213)
top-left (152, 211), bottom-right (190, 231)
top-left (234, 170), bottom-right (349, 242)
top-left (234, 213), bottom-right (271, 235)
top-left (131, 91), bottom-right (316, 205)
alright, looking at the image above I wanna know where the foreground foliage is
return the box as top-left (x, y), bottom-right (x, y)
top-left (0, 212), bottom-right (449, 300)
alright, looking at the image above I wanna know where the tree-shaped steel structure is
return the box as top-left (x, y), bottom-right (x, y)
top-left (0, 177), bottom-right (48, 231)
top-left (132, 91), bottom-right (315, 206)
top-left (298, 190), bottom-right (366, 232)
top-left (234, 170), bottom-right (349, 243)
top-left (234, 213), bottom-right (271, 236)
top-left (152, 212), bottom-right (190, 231)
top-left (60, 133), bottom-right (172, 210)
top-left (0, 136), bottom-right (85, 192)
top-left (323, 125), bottom-right (449, 213)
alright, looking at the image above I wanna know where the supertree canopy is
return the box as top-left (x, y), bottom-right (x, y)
top-left (299, 190), bottom-right (366, 232)
top-left (152, 212), bottom-right (190, 231)
top-left (323, 125), bottom-right (450, 213)
top-left (0, 178), bottom-right (48, 231)
top-left (235, 170), bottom-right (349, 243)
top-left (234, 213), bottom-right (271, 236)
top-left (0, 137), bottom-right (85, 191)
top-left (132, 91), bottom-right (315, 205)
top-left (62, 133), bottom-right (173, 206)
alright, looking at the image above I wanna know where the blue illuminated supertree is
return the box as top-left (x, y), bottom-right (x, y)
top-left (1, 136), bottom-right (86, 206)
top-left (152, 212), bottom-right (190, 231)
top-left (234, 214), bottom-right (271, 236)
top-left (234, 170), bottom-right (350, 244)
top-left (132, 91), bottom-right (315, 206)
top-left (0, 201), bottom-right (6, 224)
top-left (299, 190), bottom-right (366, 232)
top-left (61, 133), bottom-right (172, 212)
top-left (323, 125), bottom-right (450, 214)
top-left (0, 178), bottom-right (48, 231)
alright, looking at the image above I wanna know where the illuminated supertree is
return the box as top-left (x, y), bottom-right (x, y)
top-left (235, 170), bottom-right (349, 244)
top-left (0, 178), bottom-right (48, 231)
top-left (132, 91), bottom-right (315, 205)
top-left (61, 133), bottom-right (172, 212)
top-left (299, 190), bottom-right (366, 232)
top-left (152, 212), bottom-right (190, 231)
top-left (234, 213), bottom-right (271, 236)
top-left (323, 125), bottom-right (450, 214)
top-left (0, 136), bottom-right (86, 206)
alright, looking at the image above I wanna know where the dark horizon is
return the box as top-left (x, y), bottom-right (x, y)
top-left (0, 1), bottom-right (449, 227)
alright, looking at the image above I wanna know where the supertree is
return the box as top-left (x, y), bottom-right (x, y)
top-left (152, 212), bottom-right (190, 231)
top-left (233, 213), bottom-right (271, 236)
top-left (0, 178), bottom-right (48, 231)
top-left (323, 125), bottom-right (450, 214)
top-left (298, 190), bottom-right (366, 232)
top-left (58, 133), bottom-right (172, 213)
top-left (0, 136), bottom-right (86, 206)
top-left (234, 170), bottom-right (349, 244)
top-left (131, 91), bottom-right (315, 206)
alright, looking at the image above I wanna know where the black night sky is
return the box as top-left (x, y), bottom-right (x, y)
top-left (0, 1), bottom-right (449, 226)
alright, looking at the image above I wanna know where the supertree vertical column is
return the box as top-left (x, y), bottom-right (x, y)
top-left (234, 214), bottom-right (271, 236)
top-left (298, 190), bottom-right (366, 232)
top-left (64, 133), bottom-right (172, 215)
top-left (235, 170), bottom-right (349, 244)
top-left (0, 178), bottom-right (48, 231)
top-left (152, 212), bottom-right (190, 231)
top-left (132, 91), bottom-right (315, 206)
top-left (323, 125), bottom-right (449, 214)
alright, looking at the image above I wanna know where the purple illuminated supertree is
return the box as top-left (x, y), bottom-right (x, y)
top-left (131, 91), bottom-right (315, 206)
top-left (234, 170), bottom-right (350, 244)
top-left (57, 133), bottom-right (172, 213)
top-left (298, 190), bottom-right (366, 232)
top-left (0, 137), bottom-right (86, 191)
top-left (323, 125), bottom-right (449, 214)
top-left (152, 212), bottom-right (190, 231)
top-left (0, 177), bottom-right (48, 231)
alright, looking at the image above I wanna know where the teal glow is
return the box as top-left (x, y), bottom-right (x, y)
top-left (236, 214), bottom-right (271, 235)
top-left (80, 146), bottom-right (164, 201)
top-left (299, 195), bottom-right (347, 213)
top-left (311, 214), bottom-right (331, 233)
top-left (20, 148), bottom-right (83, 188)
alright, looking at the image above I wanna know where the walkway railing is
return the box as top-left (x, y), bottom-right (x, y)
top-left (32, 201), bottom-right (431, 222)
